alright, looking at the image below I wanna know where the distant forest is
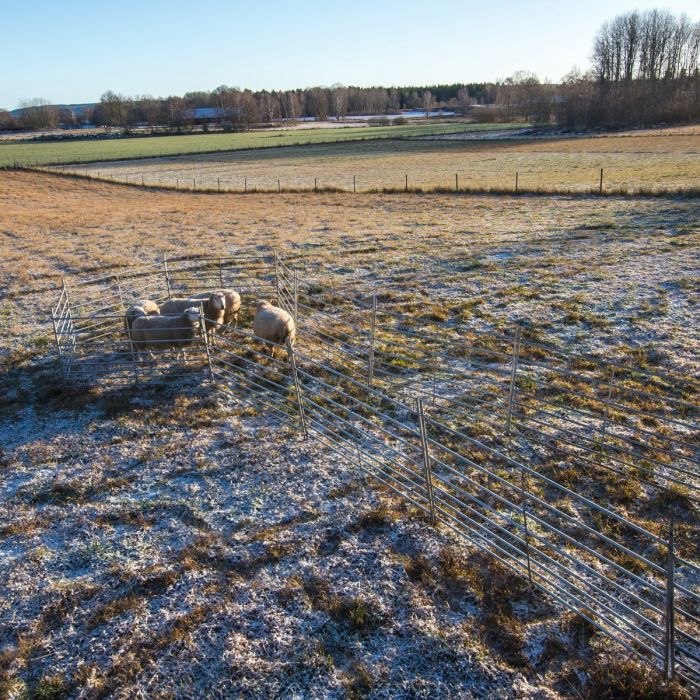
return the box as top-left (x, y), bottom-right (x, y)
top-left (2, 9), bottom-right (698, 133)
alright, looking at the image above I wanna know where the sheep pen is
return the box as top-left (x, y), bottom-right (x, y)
top-left (45, 249), bottom-right (700, 692)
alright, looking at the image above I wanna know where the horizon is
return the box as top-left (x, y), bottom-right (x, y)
top-left (3, 1), bottom-right (699, 111)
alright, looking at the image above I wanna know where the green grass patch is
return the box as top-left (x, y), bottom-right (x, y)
top-left (0, 123), bottom-right (523, 167)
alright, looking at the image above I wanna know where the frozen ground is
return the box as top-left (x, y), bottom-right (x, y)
top-left (0, 171), bottom-right (696, 698)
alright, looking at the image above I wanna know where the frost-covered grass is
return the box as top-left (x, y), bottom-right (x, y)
top-left (0, 170), bottom-right (697, 698)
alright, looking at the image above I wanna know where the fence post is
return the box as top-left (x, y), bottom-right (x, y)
top-left (275, 251), bottom-right (281, 305)
top-left (51, 312), bottom-right (67, 383)
top-left (353, 175), bottom-right (356, 193)
top-left (600, 366), bottom-right (615, 447)
top-left (505, 324), bottom-right (522, 436)
top-left (293, 269), bottom-right (298, 324)
top-left (244, 177), bottom-right (247, 193)
top-left (278, 178), bottom-right (281, 193)
top-left (286, 338), bottom-right (308, 439)
top-left (515, 172), bottom-right (519, 193)
top-left (599, 168), bottom-right (604, 194)
top-left (368, 294), bottom-right (377, 388)
top-left (405, 174), bottom-right (408, 192)
top-left (520, 467), bottom-right (533, 584)
top-left (163, 255), bottom-right (172, 299)
top-left (199, 304), bottom-right (215, 384)
top-left (417, 399), bottom-right (437, 524)
top-left (455, 173), bottom-right (459, 191)
top-left (663, 517), bottom-right (676, 680)
top-left (62, 279), bottom-right (76, 352)
top-left (217, 177), bottom-right (220, 192)
top-left (115, 275), bottom-right (125, 311)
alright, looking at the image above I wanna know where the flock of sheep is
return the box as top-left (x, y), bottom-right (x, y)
top-left (123, 288), bottom-right (297, 359)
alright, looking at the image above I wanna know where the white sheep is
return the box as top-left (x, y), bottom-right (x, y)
top-left (124, 299), bottom-right (160, 335)
top-left (253, 300), bottom-right (296, 358)
top-left (160, 292), bottom-right (225, 332)
top-left (192, 288), bottom-right (241, 329)
top-left (130, 307), bottom-right (201, 359)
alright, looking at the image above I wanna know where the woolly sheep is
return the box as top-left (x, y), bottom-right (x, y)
top-left (253, 300), bottom-right (296, 358)
top-left (124, 299), bottom-right (160, 334)
top-left (130, 307), bottom-right (201, 358)
top-left (192, 288), bottom-right (241, 329)
top-left (160, 292), bottom-right (225, 332)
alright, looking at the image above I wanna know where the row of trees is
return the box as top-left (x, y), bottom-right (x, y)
top-left (0, 79), bottom-right (562, 132)
top-left (2, 9), bottom-right (698, 133)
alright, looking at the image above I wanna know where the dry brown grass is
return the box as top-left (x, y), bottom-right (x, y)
top-left (46, 131), bottom-right (700, 194)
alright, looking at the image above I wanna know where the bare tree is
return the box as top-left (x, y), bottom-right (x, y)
top-left (421, 90), bottom-right (435, 116)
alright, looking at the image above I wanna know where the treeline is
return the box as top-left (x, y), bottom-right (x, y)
top-left (1, 9), bottom-right (698, 133)
top-left (0, 79), bottom-right (563, 132)
top-left (564, 9), bottom-right (700, 127)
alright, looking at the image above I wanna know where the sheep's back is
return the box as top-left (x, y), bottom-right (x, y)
top-left (254, 306), bottom-right (294, 345)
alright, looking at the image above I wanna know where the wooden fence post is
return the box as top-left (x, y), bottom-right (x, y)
top-left (287, 338), bottom-right (308, 438)
top-left (405, 174), bottom-right (408, 192)
top-left (505, 324), bottom-right (522, 436)
top-left (353, 175), bottom-right (356, 193)
top-left (599, 168), bottom-right (604, 194)
top-left (515, 172), bottom-right (519, 193)
top-left (417, 399), bottom-right (437, 524)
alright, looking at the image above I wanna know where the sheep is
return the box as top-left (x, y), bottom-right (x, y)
top-left (192, 288), bottom-right (241, 329)
top-left (159, 292), bottom-right (225, 332)
top-left (253, 300), bottom-right (296, 358)
top-left (130, 307), bottom-right (201, 359)
top-left (124, 299), bottom-right (160, 335)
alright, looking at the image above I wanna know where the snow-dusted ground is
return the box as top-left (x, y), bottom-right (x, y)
top-left (0, 370), bottom-right (591, 698)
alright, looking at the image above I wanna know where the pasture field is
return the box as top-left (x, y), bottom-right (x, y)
top-left (0, 121), bottom-right (521, 168)
top-left (0, 171), bottom-right (698, 697)
top-left (50, 130), bottom-right (700, 195)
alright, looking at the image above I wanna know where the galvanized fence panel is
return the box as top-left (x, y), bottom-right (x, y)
top-left (49, 254), bottom-right (699, 689)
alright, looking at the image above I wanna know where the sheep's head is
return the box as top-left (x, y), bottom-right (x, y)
top-left (209, 292), bottom-right (226, 312)
top-left (256, 300), bottom-right (272, 312)
top-left (184, 307), bottom-right (200, 324)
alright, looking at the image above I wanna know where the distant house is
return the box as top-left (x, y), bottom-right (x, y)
top-left (185, 107), bottom-right (228, 125)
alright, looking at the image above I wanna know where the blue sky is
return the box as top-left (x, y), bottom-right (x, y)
top-left (2, 0), bottom-right (699, 109)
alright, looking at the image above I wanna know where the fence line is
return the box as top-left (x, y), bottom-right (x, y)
top-left (25, 164), bottom-right (700, 197)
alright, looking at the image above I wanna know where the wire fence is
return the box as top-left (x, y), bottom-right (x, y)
top-left (28, 163), bottom-right (700, 197)
top-left (50, 253), bottom-right (699, 689)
